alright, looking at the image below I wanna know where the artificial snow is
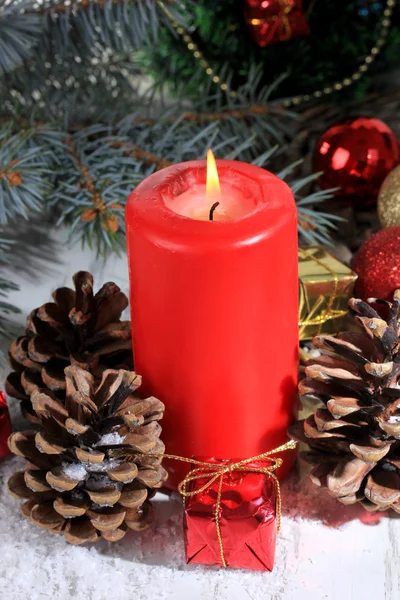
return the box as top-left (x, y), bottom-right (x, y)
top-left (388, 415), bottom-right (400, 423)
top-left (86, 458), bottom-right (122, 473)
top-left (94, 432), bottom-right (126, 446)
top-left (1, 445), bottom-right (398, 600)
top-left (301, 347), bottom-right (321, 359)
top-left (62, 462), bottom-right (88, 481)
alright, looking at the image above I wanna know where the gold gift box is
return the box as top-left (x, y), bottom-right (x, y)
top-left (298, 246), bottom-right (358, 341)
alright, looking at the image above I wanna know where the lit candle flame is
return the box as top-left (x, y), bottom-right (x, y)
top-left (206, 149), bottom-right (221, 200)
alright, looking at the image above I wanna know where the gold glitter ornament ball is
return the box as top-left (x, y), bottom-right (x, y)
top-left (378, 165), bottom-right (400, 228)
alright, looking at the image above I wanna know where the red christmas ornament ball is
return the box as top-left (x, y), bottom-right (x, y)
top-left (313, 117), bottom-right (400, 203)
top-left (352, 227), bottom-right (400, 301)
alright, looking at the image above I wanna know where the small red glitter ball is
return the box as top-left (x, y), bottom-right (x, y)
top-left (313, 117), bottom-right (400, 204)
top-left (352, 227), bottom-right (400, 301)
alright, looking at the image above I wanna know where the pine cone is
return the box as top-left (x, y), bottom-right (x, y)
top-left (289, 290), bottom-right (400, 513)
top-left (7, 365), bottom-right (167, 544)
top-left (6, 271), bottom-right (132, 423)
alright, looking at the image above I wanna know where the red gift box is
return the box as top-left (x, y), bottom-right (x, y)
top-left (244, 0), bottom-right (310, 48)
top-left (0, 391), bottom-right (12, 459)
top-left (183, 457), bottom-right (279, 571)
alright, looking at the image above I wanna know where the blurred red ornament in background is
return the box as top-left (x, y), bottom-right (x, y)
top-left (313, 117), bottom-right (400, 205)
top-left (352, 227), bottom-right (400, 301)
top-left (244, 0), bottom-right (310, 47)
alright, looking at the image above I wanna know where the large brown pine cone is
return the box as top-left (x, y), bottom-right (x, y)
top-left (289, 290), bottom-right (400, 513)
top-left (7, 366), bottom-right (167, 544)
top-left (6, 271), bottom-right (132, 423)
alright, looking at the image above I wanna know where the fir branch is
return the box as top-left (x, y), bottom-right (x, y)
top-left (252, 151), bottom-right (341, 246)
top-left (0, 43), bottom-right (146, 125)
top-left (0, 126), bottom-right (54, 224)
top-left (33, 0), bottom-right (173, 14)
top-left (0, 239), bottom-right (20, 348)
top-left (132, 106), bottom-right (278, 125)
top-left (52, 128), bottom-right (144, 255)
top-left (113, 140), bottom-right (173, 170)
top-left (39, 0), bottom-right (163, 59)
top-left (292, 179), bottom-right (342, 247)
top-left (142, 65), bottom-right (299, 148)
top-left (0, 0), bottom-right (44, 75)
top-left (0, 70), bottom-right (340, 254)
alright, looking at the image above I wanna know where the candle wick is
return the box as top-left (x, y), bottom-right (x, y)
top-left (209, 201), bottom-right (220, 221)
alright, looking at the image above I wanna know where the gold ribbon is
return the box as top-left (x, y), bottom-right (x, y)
top-left (298, 247), bottom-right (347, 335)
top-left (112, 440), bottom-right (296, 568)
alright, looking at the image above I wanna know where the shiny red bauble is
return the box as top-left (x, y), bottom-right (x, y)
top-left (352, 227), bottom-right (400, 301)
top-left (313, 117), bottom-right (400, 204)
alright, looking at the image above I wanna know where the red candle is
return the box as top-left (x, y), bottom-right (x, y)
top-left (126, 154), bottom-right (298, 487)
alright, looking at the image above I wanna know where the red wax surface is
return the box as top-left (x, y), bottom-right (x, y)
top-left (126, 160), bottom-right (298, 487)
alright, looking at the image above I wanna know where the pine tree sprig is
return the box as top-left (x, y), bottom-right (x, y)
top-left (112, 140), bottom-right (173, 170)
top-left (0, 125), bottom-right (54, 224)
top-left (0, 0), bottom-right (44, 75)
top-left (0, 239), bottom-right (20, 346)
top-left (51, 128), bottom-right (145, 255)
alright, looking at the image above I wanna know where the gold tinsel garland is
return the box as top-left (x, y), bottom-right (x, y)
top-left (156, 0), bottom-right (397, 107)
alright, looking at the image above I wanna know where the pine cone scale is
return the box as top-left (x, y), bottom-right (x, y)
top-left (326, 397), bottom-right (362, 417)
top-left (119, 483), bottom-right (148, 508)
top-left (107, 462), bottom-right (138, 482)
top-left (10, 338), bottom-right (40, 370)
top-left (327, 457), bottom-right (374, 497)
top-left (64, 519), bottom-right (99, 545)
top-left (5, 373), bottom-right (28, 400)
top-left (21, 499), bottom-right (37, 518)
top-left (86, 321), bottom-right (131, 346)
top-left (24, 468), bottom-right (52, 493)
top-left (125, 502), bottom-right (153, 531)
top-left (27, 336), bottom-right (66, 363)
top-left (86, 506), bottom-right (126, 532)
top-left (93, 283), bottom-right (128, 331)
top-left (75, 448), bottom-right (105, 463)
top-left (52, 287), bottom-right (76, 314)
top-left (379, 420), bottom-right (400, 436)
top-left (53, 496), bottom-right (88, 517)
top-left (349, 442), bottom-right (393, 463)
top-left (101, 524), bottom-right (127, 542)
top-left (31, 502), bottom-right (66, 531)
top-left (364, 468), bottom-right (400, 506)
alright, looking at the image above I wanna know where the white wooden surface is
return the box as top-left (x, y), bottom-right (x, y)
top-left (0, 229), bottom-right (398, 600)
